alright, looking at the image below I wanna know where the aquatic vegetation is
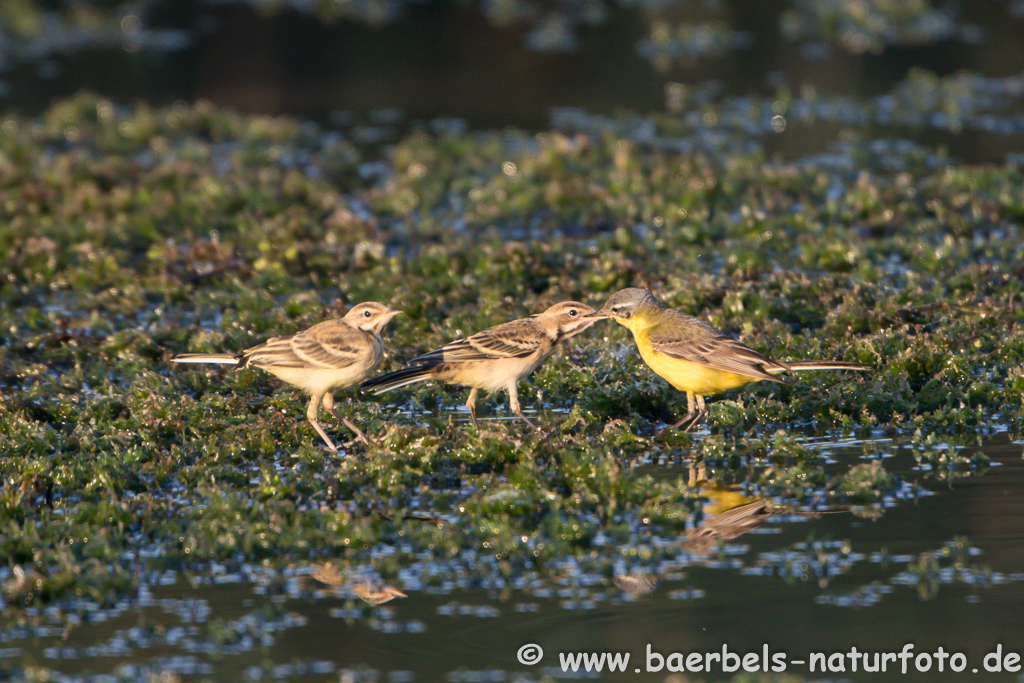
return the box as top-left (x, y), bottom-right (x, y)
top-left (1, 7), bottom-right (1023, 682)
top-left (780, 0), bottom-right (977, 54)
top-left (0, 93), bottom-right (1023, 681)
top-left (909, 430), bottom-right (992, 479)
top-left (638, 20), bottom-right (753, 71)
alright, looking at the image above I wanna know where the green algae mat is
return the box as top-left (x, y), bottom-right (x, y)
top-left (1, 95), bottom-right (1023, 681)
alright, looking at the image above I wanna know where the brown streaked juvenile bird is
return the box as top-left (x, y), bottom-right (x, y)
top-left (593, 287), bottom-right (868, 432)
top-left (171, 302), bottom-right (401, 451)
top-left (361, 301), bottom-right (602, 430)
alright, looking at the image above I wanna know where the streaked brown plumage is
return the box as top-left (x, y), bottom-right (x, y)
top-left (171, 302), bottom-right (401, 451)
top-left (362, 301), bottom-right (601, 430)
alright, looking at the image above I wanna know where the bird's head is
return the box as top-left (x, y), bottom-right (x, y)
top-left (594, 288), bottom-right (662, 330)
top-left (344, 302), bottom-right (402, 334)
top-left (536, 301), bottom-right (603, 339)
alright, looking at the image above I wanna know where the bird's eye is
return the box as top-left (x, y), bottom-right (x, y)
top-left (364, 310), bottom-right (372, 318)
top-left (568, 309), bottom-right (578, 316)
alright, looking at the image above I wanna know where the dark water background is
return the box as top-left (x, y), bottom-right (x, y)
top-left (3, 0), bottom-right (1024, 162)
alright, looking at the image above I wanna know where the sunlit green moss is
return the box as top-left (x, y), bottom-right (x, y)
top-left (1, 94), bottom-right (1022, 614)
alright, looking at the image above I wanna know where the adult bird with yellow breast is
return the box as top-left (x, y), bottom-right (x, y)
top-left (593, 288), bottom-right (868, 432)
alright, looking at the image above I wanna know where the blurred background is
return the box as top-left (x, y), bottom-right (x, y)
top-left (2, 0), bottom-right (1024, 163)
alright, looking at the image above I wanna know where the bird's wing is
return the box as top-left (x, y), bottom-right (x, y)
top-left (414, 319), bottom-right (544, 363)
top-left (243, 321), bottom-right (367, 370)
top-left (647, 316), bottom-right (787, 383)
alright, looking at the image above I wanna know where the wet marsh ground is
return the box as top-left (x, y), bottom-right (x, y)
top-left (1, 86), bottom-right (1023, 681)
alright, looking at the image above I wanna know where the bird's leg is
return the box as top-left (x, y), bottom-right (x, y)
top-left (662, 392), bottom-right (706, 433)
top-left (508, 383), bottom-right (539, 431)
top-left (306, 392), bottom-right (338, 453)
top-left (322, 392), bottom-right (372, 446)
top-left (665, 392), bottom-right (697, 431)
top-left (680, 394), bottom-right (707, 433)
top-left (466, 387), bottom-right (479, 428)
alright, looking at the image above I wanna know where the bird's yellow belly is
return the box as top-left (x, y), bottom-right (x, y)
top-left (637, 345), bottom-right (756, 396)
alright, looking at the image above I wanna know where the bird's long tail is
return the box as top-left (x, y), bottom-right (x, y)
top-left (768, 360), bottom-right (869, 375)
top-left (171, 353), bottom-right (242, 366)
top-left (361, 364), bottom-right (436, 394)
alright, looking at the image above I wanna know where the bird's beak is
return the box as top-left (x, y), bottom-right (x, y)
top-left (586, 308), bottom-right (611, 320)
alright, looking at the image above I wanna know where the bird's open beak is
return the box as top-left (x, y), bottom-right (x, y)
top-left (586, 308), bottom-right (611, 320)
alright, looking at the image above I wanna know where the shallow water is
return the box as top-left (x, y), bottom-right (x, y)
top-left (4, 1), bottom-right (1024, 164)
top-left (5, 437), bottom-right (1021, 682)
top-left (3, 3), bottom-right (1024, 681)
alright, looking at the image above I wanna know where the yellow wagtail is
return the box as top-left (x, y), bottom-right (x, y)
top-left (594, 288), bottom-right (868, 432)
top-left (361, 301), bottom-right (602, 430)
top-left (171, 302), bottom-right (401, 451)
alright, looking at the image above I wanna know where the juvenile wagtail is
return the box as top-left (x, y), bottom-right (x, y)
top-left (361, 301), bottom-right (601, 430)
top-left (171, 302), bottom-right (401, 451)
top-left (594, 288), bottom-right (868, 432)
